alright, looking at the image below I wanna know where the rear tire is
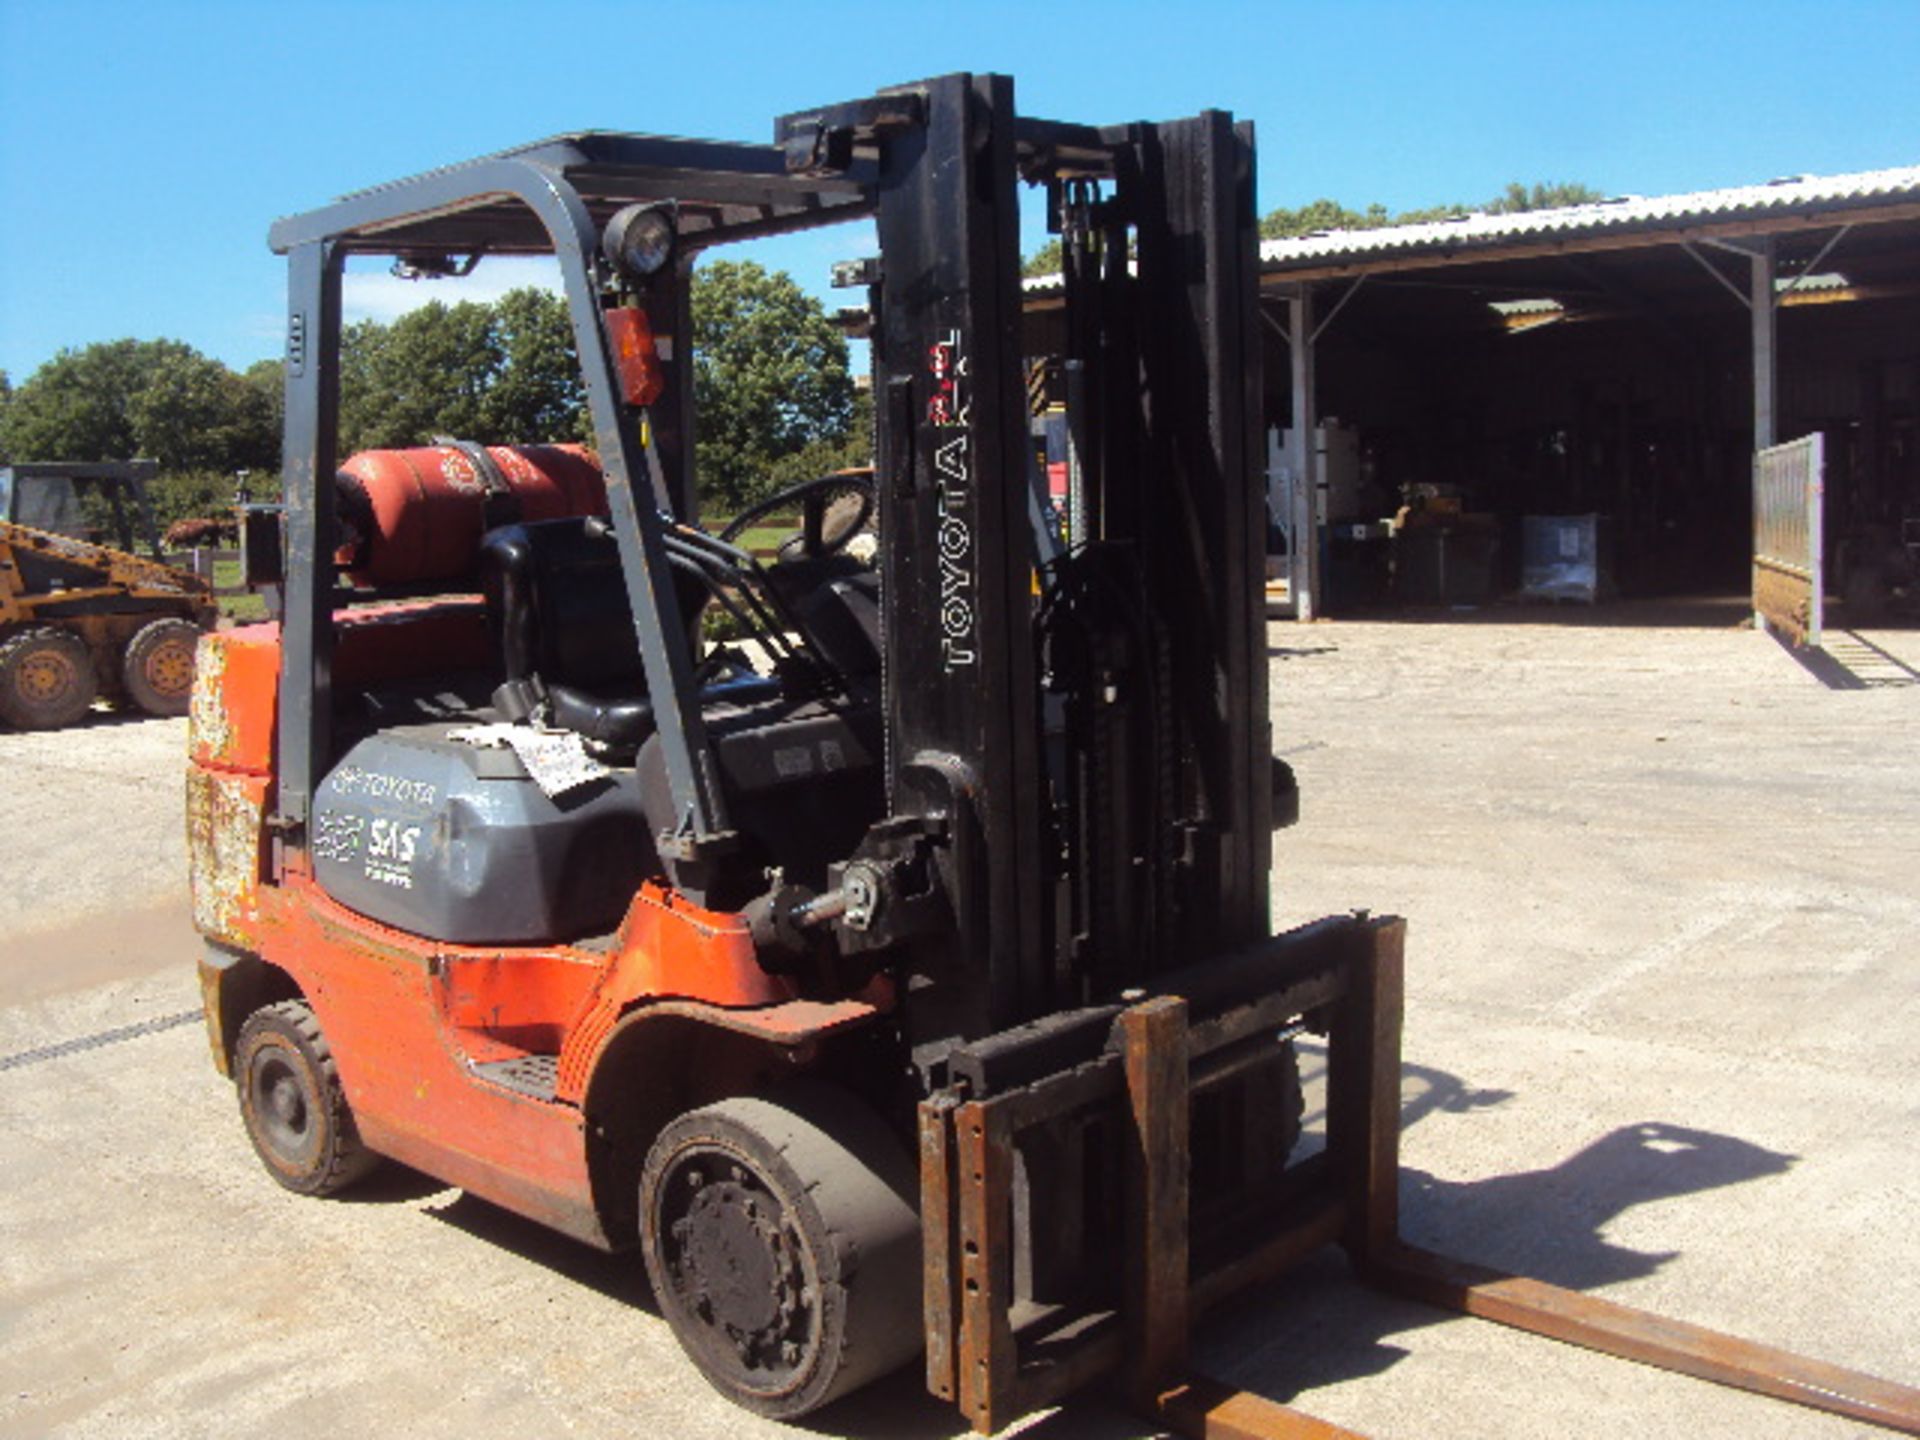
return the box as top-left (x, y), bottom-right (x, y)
top-left (639, 1085), bottom-right (921, 1419)
top-left (0, 625), bottom-right (98, 730)
top-left (121, 616), bottom-right (202, 717)
top-left (234, 1000), bottom-right (380, 1197)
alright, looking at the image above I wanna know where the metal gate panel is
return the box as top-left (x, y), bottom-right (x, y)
top-left (1753, 433), bottom-right (1825, 647)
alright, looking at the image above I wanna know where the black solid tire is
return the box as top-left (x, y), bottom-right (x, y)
top-left (639, 1085), bottom-right (921, 1419)
top-left (0, 625), bottom-right (99, 730)
top-left (121, 616), bottom-right (202, 717)
top-left (234, 1000), bottom-right (380, 1197)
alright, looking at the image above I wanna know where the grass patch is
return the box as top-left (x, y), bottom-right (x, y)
top-left (211, 556), bottom-right (268, 623)
top-left (710, 513), bottom-right (799, 560)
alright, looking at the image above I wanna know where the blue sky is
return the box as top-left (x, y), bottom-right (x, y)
top-left (3, 0), bottom-right (1917, 381)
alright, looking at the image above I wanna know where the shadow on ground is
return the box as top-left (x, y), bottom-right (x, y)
top-left (1022, 1054), bottom-right (1796, 1440)
top-left (1297, 595), bottom-right (1755, 631)
top-left (339, 1051), bottom-right (1793, 1440)
top-left (412, 1168), bottom-right (975, 1438)
top-left (421, 1187), bottom-right (652, 1306)
top-left (1782, 627), bottom-right (1920, 689)
top-left (1270, 643), bottom-right (1340, 660)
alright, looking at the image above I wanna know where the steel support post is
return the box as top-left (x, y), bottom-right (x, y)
top-left (1750, 236), bottom-right (1777, 450)
top-left (1286, 287), bottom-right (1320, 621)
top-left (1749, 237), bottom-right (1778, 631)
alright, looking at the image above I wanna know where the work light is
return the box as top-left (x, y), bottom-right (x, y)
top-left (603, 203), bottom-right (677, 280)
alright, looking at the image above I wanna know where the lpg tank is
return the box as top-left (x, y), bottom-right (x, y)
top-left (335, 442), bottom-right (606, 587)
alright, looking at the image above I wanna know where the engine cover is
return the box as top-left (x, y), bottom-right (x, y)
top-left (311, 725), bottom-right (655, 945)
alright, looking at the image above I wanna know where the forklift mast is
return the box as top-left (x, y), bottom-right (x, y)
top-left (818, 77), bottom-right (1273, 1047)
top-left (266, 72), bottom-right (1271, 1057)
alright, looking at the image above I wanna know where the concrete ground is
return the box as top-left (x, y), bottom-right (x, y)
top-left (1, 605), bottom-right (1916, 1440)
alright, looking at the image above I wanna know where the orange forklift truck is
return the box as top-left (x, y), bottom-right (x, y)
top-left (189, 76), bottom-right (1920, 1436)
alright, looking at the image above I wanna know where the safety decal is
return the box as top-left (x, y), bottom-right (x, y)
top-left (363, 817), bottom-right (422, 889)
top-left (327, 767), bottom-right (438, 809)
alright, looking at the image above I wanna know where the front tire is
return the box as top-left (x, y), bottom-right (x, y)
top-left (234, 1000), bottom-right (380, 1197)
top-left (0, 625), bottom-right (98, 730)
top-left (639, 1085), bottom-right (921, 1419)
top-left (121, 616), bottom-right (202, 717)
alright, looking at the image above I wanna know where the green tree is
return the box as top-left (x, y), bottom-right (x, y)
top-left (1260, 198), bottom-right (1396, 239)
top-left (0, 339), bottom-right (153, 461)
top-left (1260, 181), bottom-right (1608, 240)
top-left (241, 358), bottom-right (285, 464)
top-left (761, 384), bottom-right (874, 489)
top-left (338, 299), bottom-right (500, 452)
top-left (690, 259), bottom-right (853, 510)
top-left (337, 289), bottom-right (586, 453)
top-left (1486, 180), bottom-right (1608, 214)
top-left (1023, 238), bottom-right (1064, 277)
top-left (0, 339), bottom-right (275, 472)
top-left (147, 470), bottom-right (244, 530)
top-left (127, 347), bottom-right (278, 473)
top-left (481, 288), bottom-right (588, 443)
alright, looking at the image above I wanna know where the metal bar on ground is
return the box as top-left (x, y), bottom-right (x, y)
top-left (1122, 997), bottom-right (1192, 1406)
top-left (1157, 1375), bottom-right (1375, 1440)
top-left (1366, 1243), bottom-right (1920, 1436)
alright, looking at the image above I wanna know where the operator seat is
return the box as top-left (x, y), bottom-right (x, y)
top-left (793, 570), bottom-right (882, 680)
top-left (477, 516), bottom-right (699, 753)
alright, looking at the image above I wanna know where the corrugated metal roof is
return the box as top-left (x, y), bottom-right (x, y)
top-left (1258, 164), bottom-right (1920, 270)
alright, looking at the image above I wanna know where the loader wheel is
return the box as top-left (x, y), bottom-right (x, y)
top-left (639, 1085), bottom-right (921, 1419)
top-left (122, 617), bottom-right (202, 717)
top-left (234, 1000), bottom-right (380, 1197)
top-left (0, 626), bottom-right (98, 730)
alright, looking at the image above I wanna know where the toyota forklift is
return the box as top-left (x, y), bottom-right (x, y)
top-left (189, 75), bottom-right (1920, 1437)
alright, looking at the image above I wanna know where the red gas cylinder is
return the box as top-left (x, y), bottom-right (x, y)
top-left (335, 442), bottom-right (607, 586)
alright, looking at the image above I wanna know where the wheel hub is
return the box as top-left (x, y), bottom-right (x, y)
top-left (146, 641), bottom-right (194, 696)
top-left (18, 651), bottom-right (75, 701)
top-left (663, 1160), bottom-right (814, 1379)
top-left (252, 1056), bottom-right (311, 1154)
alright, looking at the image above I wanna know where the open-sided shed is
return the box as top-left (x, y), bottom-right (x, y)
top-left (1252, 166), bottom-right (1920, 616)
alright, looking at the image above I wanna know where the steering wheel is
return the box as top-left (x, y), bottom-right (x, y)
top-left (718, 468), bottom-right (876, 561)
